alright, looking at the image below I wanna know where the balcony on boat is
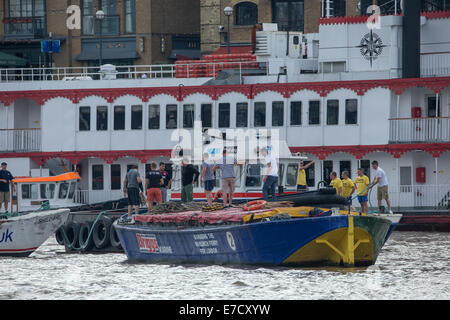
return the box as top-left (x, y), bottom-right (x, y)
top-left (0, 128), bottom-right (41, 152)
top-left (389, 117), bottom-right (450, 144)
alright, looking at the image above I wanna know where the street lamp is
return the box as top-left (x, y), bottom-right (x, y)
top-left (224, 6), bottom-right (233, 54)
top-left (96, 10), bottom-right (105, 66)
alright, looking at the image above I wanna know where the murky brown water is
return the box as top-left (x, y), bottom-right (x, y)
top-left (1, 231), bottom-right (449, 300)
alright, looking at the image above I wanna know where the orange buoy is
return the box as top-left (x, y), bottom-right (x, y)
top-left (243, 200), bottom-right (267, 212)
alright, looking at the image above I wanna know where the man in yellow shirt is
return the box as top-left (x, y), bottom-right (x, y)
top-left (341, 171), bottom-right (356, 208)
top-left (354, 168), bottom-right (370, 213)
top-left (329, 172), bottom-right (343, 196)
top-left (297, 160), bottom-right (315, 192)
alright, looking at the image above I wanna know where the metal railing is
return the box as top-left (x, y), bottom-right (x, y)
top-left (389, 117), bottom-right (450, 143)
top-left (0, 61), bottom-right (265, 82)
top-left (0, 128), bottom-right (41, 152)
top-left (421, 53), bottom-right (450, 77)
top-left (390, 184), bottom-right (450, 209)
top-left (74, 190), bottom-right (123, 205)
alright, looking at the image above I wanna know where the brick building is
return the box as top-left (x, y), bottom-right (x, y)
top-left (200, 0), bottom-right (450, 54)
top-left (0, 0), bottom-right (200, 68)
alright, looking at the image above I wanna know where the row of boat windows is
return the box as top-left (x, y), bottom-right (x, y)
top-left (78, 99), bottom-right (359, 131)
top-left (90, 159), bottom-right (372, 191)
top-left (21, 182), bottom-right (76, 200)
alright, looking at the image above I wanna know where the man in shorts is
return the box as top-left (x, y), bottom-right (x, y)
top-left (123, 165), bottom-right (143, 222)
top-left (0, 162), bottom-right (14, 214)
top-left (146, 162), bottom-right (164, 212)
top-left (261, 147), bottom-right (279, 202)
top-left (369, 161), bottom-right (393, 214)
top-left (159, 162), bottom-right (171, 203)
top-left (200, 153), bottom-right (215, 206)
top-left (214, 149), bottom-right (240, 208)
top-left (354, 168), bottom-right (370, 213)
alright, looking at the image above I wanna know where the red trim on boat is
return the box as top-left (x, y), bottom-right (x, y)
top-left (0, 247), bottom-right (38, 253)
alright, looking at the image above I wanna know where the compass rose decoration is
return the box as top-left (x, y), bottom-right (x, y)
top-left (358, 30), bottom-right (386, 67)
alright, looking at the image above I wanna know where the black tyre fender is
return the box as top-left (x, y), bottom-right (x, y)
top-left (78, 222), bottom-right (95, 252)
top-left (92, 216), bottom-right (112, 249)
top-left (318, 187), bottom-right (337, 195)
top-left (63, 221), bottom-right (80, 250)
top-left (55, 227), bottom-right (65, 246)
top-left (109, 221), bottom-right (122, 250)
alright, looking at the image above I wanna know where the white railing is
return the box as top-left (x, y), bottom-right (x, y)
top-left (389, 117), bottom-right (450, 143)
top-left (421, 53), bottom-right (450, 77)
top-left (385, 184), bottom-right (450, 209)
top-left (0, 61), bottom-right (265, 82)
top-left (74, 190), bottom-right (123, 205)
top-left (0, 128), bottom-right (41, 152)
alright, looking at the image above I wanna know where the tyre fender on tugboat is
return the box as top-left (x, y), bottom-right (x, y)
top-left (92, 216), bottom-right (112, 249)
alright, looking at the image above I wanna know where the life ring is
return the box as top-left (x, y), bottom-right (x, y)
top-left (92, 216), bottom-right (112, 249)
top-left (243, 200), bottom-right (267, 211)
top-left (109, 221), bottom-right (122, 250)
top-left (78, 222), bottom-right (95, 252)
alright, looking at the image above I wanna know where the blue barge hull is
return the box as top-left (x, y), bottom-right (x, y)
top-left (114, 215), bottom-right (392, 267)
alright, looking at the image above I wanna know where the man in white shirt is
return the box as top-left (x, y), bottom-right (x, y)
top-left (369, 160), bottom-right (393, 214)
top-left (260, 147), bottom-right (278, 202)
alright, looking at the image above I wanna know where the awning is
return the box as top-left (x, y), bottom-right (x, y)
top-left (0, 51), bottom-right (28, 67)
top-left (169, 49), bottom-right (201, 60)
top-left (13, 172), bottom-right (80, 183)
top-left (76, 37), bottom-right (140, 61)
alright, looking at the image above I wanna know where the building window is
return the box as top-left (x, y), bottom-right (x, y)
top-left (40, 184), bottom-right (55, 199)
top-left (111, 164), bottom-right (121, 190)
top-left (273, 0), bottom-right (304, 32)
top-left (345, 99), bottom-right (358, 125)
top-left (360, 0), bottom-right (373, 15)
top-left (290, 101), bottom-right (302, 125)
top-left (235, 2), bottom-right (258, 26)
top-left (148, 105), bottom-right (160, 129)
top-left (124, 0), bottom-right (136, 34)
top-left (79, 106), bottom-right (91, 131)
top-left (97, 106), bottom-right (108, 131)
top-left (327, 100), bottom-right (339, 125)
top-left (201, 104), bottom-right (212, 128)
top-left (332, 0), bottom-right (346, 17)
top-left (82, 0), bottom-right (94, 35)
top-left (236, 103), bottom-right (248, 128)
top-left (308, 101), bottom-right (320, 125)
top-left (92, 165), bottom-right (104, 190)
top-left (219, 103), bottom-right (230, 128)
top-left (98, 0), bottom-right (119, 35)
top-left (114, 105), bottom-right (125, 130)
top-left (183, 104), bottom-right (195, 129)
top-left (272, 101), bottom-right (284, 127)
top-left (166, 104), bottom-right (178, 129)
top-left (254, 102), bottom-right (266, 127)
top-left (131, 105), bottom-right (143, 130)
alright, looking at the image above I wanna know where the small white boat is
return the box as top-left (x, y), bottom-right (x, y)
top-left (0, 209), bottom-right (69, 257)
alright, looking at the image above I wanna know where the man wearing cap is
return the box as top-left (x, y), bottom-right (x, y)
top-left (0, 162), bottom-right (14, 214)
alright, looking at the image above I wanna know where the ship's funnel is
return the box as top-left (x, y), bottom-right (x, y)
top-left (402, 0), bottom-right (421, 78)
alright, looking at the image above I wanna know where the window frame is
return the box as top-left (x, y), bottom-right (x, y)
top-left (308, 100), bottom-right (321, 126)
top-left (345, 99), bottom-right (358, 125)
top-left (234, 1), bottom-right (258, 26)
top-left (326, 99), bottom-right (339, 126)
top-left (254, 102), bottom-right (266, 127)
top-left (148, 104), bottom-right (160, 130)
top-left (79, 106), bottom-right (91, 131)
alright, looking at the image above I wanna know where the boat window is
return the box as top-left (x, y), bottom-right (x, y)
top-left (166, 104), bottom-right (178, 129)
top-left (359, 159), bottom-right (371, 181)
top-left (148, 105), bottom-right (160, 129)
top-left (40, 184), bottom-right (56, 199)
top-left (286, 164), bottom-right (298, 187)
top-left (111, 164), bottom-right (121, 190)
top-left (245, 164), bottom-right (262, 187)
top-left (68, 182), bottom-right (76, 199)
top-left (304, 161), bottom-right (315, 187)
top-left (201, 103), bottom-right (212, 128)
top-left (234, 166), bottom-right (242, 188)
top-left (345, 99), bottom-right (358, 125)
top-left (327, 100), bottom-right (339, 125)
top-left (272, 101), bottom-right (284, 127)
top-left (290, 101), bottom-right (302, 126)
top-left (340, 160), bottom-right (351, 179)
top-left (400, 167), bottom-right (412, 193)
top-left (79, 106), bottom-right (91, 131)
top-left (114, 105), bottom-right (126, 130)
top-left (183, 104), bottom-right (195, 129)
top-left (236, 102), bottom-right (248, 128)
top-left (59, 182), bottom-right (70, 199)
top-left (92, 165), bottom-right (104, 190)
top-left (131, 105), bottom-right (143, 130)
top-left (323, 160), bottom-right (333, 186)
top-left (308, 100), bottom-right (320, 125)
top-left (96, 106), bottom-right (108, 131)
top-left (22, 184), bottom-right (39, 200)
top-left (254, 102), bottom-right (266, 127)
top-left (219, 103), bottom-right (230, 128)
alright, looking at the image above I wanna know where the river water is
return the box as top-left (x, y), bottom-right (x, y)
top-left (1, 231), bottom-right (449, 300)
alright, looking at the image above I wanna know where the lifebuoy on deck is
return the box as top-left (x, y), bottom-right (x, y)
top-left (243, 200), bottom-right (267, 211)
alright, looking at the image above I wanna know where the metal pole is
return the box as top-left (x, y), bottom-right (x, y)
top-left (99, 20), bottom-right (103, 67)
top-left (227, 15), bottom-right (230, 54)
